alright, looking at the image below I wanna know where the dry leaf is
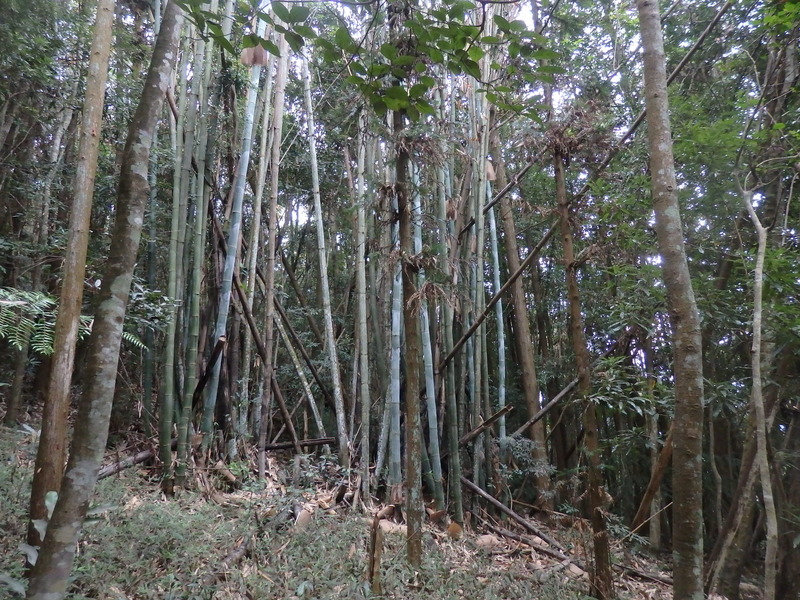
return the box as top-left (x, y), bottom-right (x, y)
top-left (447, 521), bottom-right (463, 540)
top-left (428, 509), bottom-right (448, 524)
top-left (476, 534), bottom-right (502, 550)
top-left (379, 519), bottom-right (407, 535)
top-left (294, 508), bottom-right (313, 529)
top-left (240, 45), bottom-right (269, 67)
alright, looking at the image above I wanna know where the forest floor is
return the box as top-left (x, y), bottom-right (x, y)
top-left (1, 425), bottom-right (682, 600)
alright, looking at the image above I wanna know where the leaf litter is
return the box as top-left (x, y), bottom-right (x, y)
top-left (0, 427), bottom-right (680, 599)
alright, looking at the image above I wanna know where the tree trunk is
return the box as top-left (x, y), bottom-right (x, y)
top-left (26, 0), bottom-right (116, 551)
top-left (396, 106), bottom-right (423, 567)
top-left (303, 58), bottom-right (350, 467)
top-left (26, 2), bottom-right (182, 596)
top-left (740, 188), bottom-right (778, 600)
top-left (356, 111), bottom-right (371, 503)
top-left (257, 30), bottom-right (289, 478)
top-left (489, 116), bottom-right (551, 508)
top-left (203, 16), bottom-right (266, 445)
top-left (555, 150), bottom-right (613, 600)
top-left (636, 2), bottom-right (705, 597)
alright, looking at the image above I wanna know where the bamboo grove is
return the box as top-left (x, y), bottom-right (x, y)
top-left (0, 0), bottom-right (798, 598)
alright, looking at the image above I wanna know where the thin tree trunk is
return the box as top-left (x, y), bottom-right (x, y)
top-left (26, 3), bottom-right (182, 596)
top-left (257, 30), bottom-right (289, 478)
top-left (740, 188), bottom-right (778, 600)
top-left (180, 0), bottom-right (217, 475)
top-left (488, 114), bottom-right (551, 507)
top-left (26, 0), bottom-right (116, 551)
top-left (203, 16), bottom-right (266, 443)
top-left (636, 2), bottom-right (705, 597)
top-left (239, 49), bottom-right (274, 445)
top-left (555, 150), bottom-right (613, 600)
top-left (161, 27), bottom-right (190, 489)
top-left (356, 112), bottom-right (371, 503)
top-left (303, 58), bottom-right (350, 467)
top-left (411, 163), bottom-right (445, 509)
top-left (395, 107), bottom-right (423, 567)
top-left (435, 79), bottom-right (463, 523)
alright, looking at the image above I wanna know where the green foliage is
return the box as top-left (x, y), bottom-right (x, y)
top-left (179, 0), bottom-right (557, 122)
top-left (0, 288), bottom-right (78, 355)
top-left (589, 356), bottom-right (653, 417)
top-left (0, 286), bottom-right (165, 356)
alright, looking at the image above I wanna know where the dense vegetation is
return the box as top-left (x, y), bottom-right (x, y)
top-left (0, 0), bottom-right (798, 598)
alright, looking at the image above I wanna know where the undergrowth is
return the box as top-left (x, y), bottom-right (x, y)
top-left (0, 427), bottom-right (596, 599)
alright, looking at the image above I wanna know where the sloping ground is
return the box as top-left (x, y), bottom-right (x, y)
top-left (1, 427), bottom-right (674, 599)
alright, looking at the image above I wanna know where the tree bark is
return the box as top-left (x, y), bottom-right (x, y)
top-left (303, 58), bottom-right (350, 467)
top-left (489, 115), bottom-right (551, 508)
top-left (395, 107), bottom-right (423, 567)
top-left (26, 2), bottom-right (182, 597)
top-left (26, 0), bottom-right (116, 551)
top-left (636, 2), bottom-right (705, 597)
top-left (555, 150), bottom-right (613, 600)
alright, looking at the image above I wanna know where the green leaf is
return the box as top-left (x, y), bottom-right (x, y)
top-left (380, 43), bottom-right (397, 60)
top-left (287, 5), bottom-right (310, 23)
top-left (449, 0), bottom-right (475, 20)
top-left (385, 86), bottom-right (408, 100)
top-left (371, 97), bottom-right (388, 116)
top-left (294, 25), bottom-right (317, 39)
top-left (334, 27), bottom-right (354, 51)
top-left (0, 573), bottom-right (26, 595)
top-left (243, 34), bottom-right (260, 48)
top-left (419, 75), bottom-right (436, 87)
top-left (428, 48), bottom-right (444, 63)
top-left (416, 99), bottom-right (435, 115)
top-left (271, 1), bottom-right (291, 22)
top-left (467, 45), bottom-right (484, 62)
top-left (261, 39), bottom-right (281, 56)
top-left (531, 48), bottom-right (560, 61)
top-left (414, 61), bottom-right (427, 73)
top-left (366, 63), bottom-right (390, 77)
top-left (394, 55), bottom-right (416, 67)
top-left (257, 11), bottom-right (275, 25)
top-left (461, 58), bottom-right (481, 80)
top-left (493, 14), bottom-right (510, 31)
top-left (407, 104), bottom-right (420, 122)
top-left (409, 82), bottom-right (429, 98)
top-left (345, 75), bottom-right (364, 85)
top-left (538, 64), bottom-right (566, 74)
top-left (285, 31), bottom-right (304, 52)
top-left (383, 96), bottom-right (404, 111)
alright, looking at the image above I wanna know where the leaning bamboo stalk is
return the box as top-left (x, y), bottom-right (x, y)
top-left (203, 14), bottom-right (267, 441)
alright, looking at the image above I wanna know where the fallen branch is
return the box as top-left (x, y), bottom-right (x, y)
top-left (460, 476), bottom-right (564, 551)
top-left (460, 405), bottom-right (514, 447)
top-left (486, 521), bottom-right (673, 587)
top-left (264, 437), bottom-right (335, 451)
top-left (202, 535), bottom-right (253, 585)
top-left (98, 449), bottom-right (155, 479)
top-left (484, 521), bottom-right (574, 564)
top-left (98, 438), bottom-right (177, 480)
